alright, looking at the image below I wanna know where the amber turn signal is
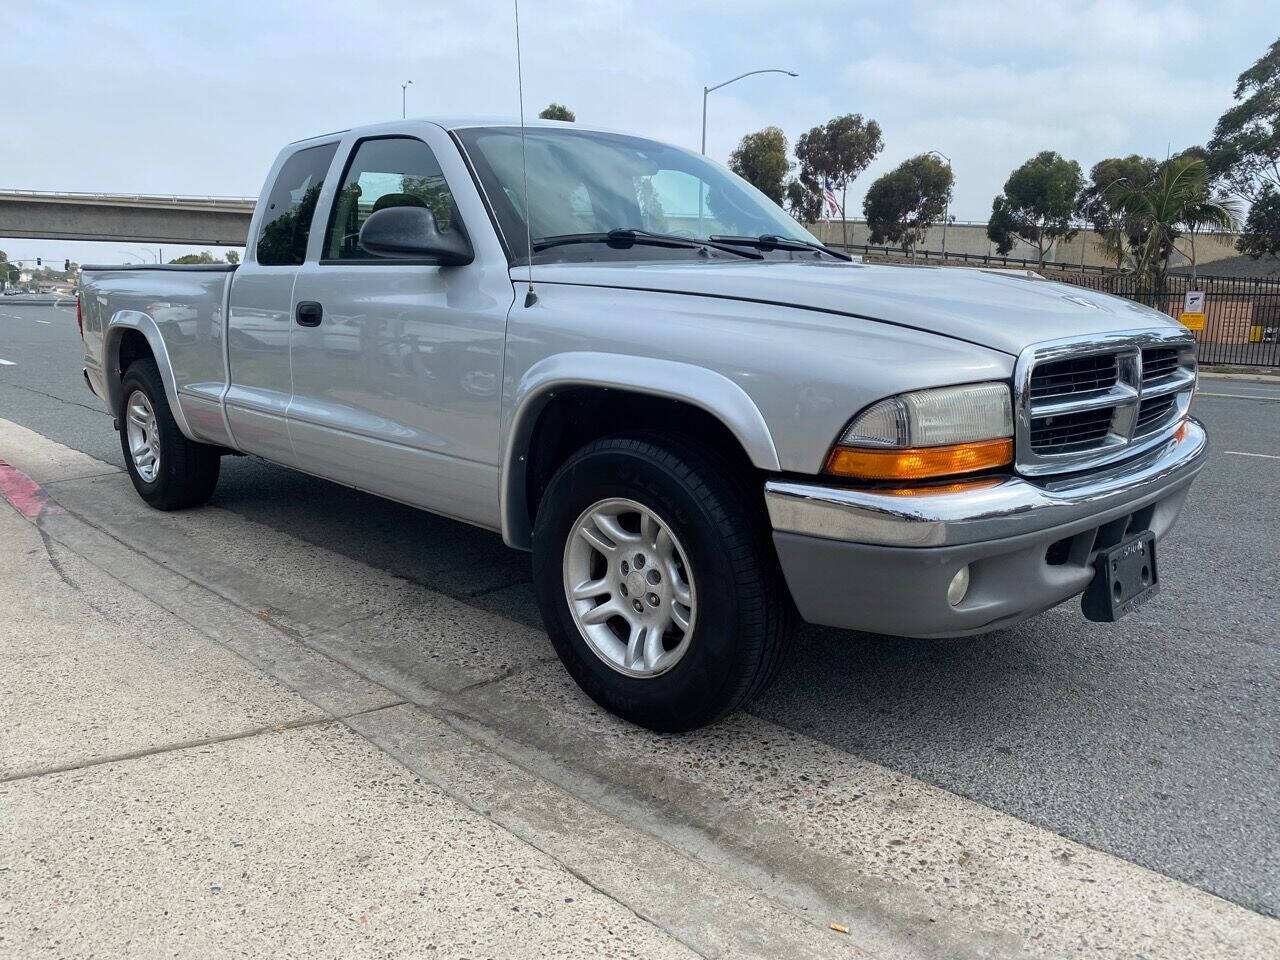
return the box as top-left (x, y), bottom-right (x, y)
top-left (825, 437), bottom-right (1014, 481)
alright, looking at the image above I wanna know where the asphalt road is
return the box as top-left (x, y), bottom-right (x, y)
top-left (2, 300), bottom-right (1277, 917)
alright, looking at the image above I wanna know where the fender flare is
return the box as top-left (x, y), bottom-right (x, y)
top-left (103, 311), bottom-right (195, 439)
top-left (500, 351), bottom-right (781, 549)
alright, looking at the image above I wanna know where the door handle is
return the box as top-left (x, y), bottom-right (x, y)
top-left (295, 301), bottom-right (323, 327)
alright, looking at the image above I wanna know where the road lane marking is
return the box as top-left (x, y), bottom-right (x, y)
top-left (1224, 450), bottom-right (1280, 460)
top-left (0, 358), bottom-right (15, 366)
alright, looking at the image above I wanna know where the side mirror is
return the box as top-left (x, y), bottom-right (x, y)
top-left (357, 206), bottom-right (474, 266)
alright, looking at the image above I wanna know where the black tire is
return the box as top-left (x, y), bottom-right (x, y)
top-left (118, 358), bottom-right (221, 510)
top-left (532, 435), bottom-right (793, 732)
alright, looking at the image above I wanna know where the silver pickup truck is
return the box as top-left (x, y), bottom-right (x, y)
top-left (79, 118), bottom-right (1207, 730)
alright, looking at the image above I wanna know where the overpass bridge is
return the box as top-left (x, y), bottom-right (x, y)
top-left (0, 187), bottom-right (1248, 273)
top-left (0, 190), bottom-right (255, 246)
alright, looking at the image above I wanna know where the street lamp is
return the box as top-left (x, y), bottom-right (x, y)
top-left (401, 80), bottom-right (414, 119)
top-left (928, 150), bottom-right (952, 258)
top-left (700, 69), bottom-right (798, 155)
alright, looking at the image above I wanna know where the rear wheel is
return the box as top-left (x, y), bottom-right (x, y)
top-left (532, 435), bottom-right (792, 731)
top-left (119, 358), bottom-right (221, 510)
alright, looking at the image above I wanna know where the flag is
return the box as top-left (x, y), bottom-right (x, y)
top-left (822, 179), bottom-right (840, 220)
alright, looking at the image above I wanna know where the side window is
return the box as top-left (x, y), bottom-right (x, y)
top-left (323, 137), bottom-right (459, 260)
top-left (255, 143), bottom-right (339, 266)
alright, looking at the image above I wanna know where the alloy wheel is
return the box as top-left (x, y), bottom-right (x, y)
top-left (562, 497), bottom-right (697, 678)
top-left (125, 389), bottom-right (161, 483)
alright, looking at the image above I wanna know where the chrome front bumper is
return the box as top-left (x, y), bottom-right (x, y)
top-left (765, 418), bottom-right (1207, 548)
top-left (764, 418), bottom-right (1207, 637)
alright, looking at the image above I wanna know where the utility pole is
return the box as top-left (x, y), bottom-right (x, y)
top-left (401, 80), bottom-right (414, 119)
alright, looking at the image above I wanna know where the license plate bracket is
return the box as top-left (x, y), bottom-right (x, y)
top-left (1081, 531), bottom-right (1158, 622)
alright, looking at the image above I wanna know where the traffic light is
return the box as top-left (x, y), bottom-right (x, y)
top-left (36, 257), bottom-right (41, 266)
top-left (64, 260), bottom-right (70, 272)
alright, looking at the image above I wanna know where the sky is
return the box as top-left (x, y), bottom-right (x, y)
top-left (1, 0), bottom-right (1275, 266)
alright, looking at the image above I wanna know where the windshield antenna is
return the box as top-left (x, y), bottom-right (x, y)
top-left (514, 0), bottom-right (537, 307)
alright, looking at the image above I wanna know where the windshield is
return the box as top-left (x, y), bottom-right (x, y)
top-left (454, 126), bottom-right (819, 264)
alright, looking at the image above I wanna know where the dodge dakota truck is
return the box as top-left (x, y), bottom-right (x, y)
top-left (79, 118), bottom-right (1207, 731)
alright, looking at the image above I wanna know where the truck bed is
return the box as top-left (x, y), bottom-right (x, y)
top-left (79, 263), bottom-right (238, 448)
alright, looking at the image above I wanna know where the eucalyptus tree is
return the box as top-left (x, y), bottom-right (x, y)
top-left (987, 151), bottom-right (1082, 268)
top-left (789, 113), bottom-right (884, 245)
top-left (728, 126), bottom-right (793, 205)
top-left (538, 103), bottom-right (575, 122)
top-left (862, 153), bottom-right (954, 257)
top-left (1210, 39), bottom-right (1280, 258)
top-left (1208, 39), bottom-right (1279, 205)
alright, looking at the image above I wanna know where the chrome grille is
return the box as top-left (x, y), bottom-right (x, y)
top-left (1029, 354), bottom-right (1118, 402)
top-left (1141, 347), bottom-right (1180, 385)
top-left (1029, 408), bottom-right (1114, 454)
top-left (1135, 394), bottom-right (1176, 434)
top-left (1015, 330), bottom-right (1196, 476)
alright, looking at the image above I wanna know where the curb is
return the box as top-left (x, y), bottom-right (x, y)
top-left (1199, 369), bottom-right (1280, 383)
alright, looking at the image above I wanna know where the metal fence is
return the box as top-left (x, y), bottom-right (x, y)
top-left (840, 244), bottom-right (1280, 367)
top-left (841, 243), bottom-right (1117, 275)
top-left (1049, 272), bottom-right (1280, 367)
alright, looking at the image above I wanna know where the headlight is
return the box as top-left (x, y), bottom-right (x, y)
top-left (826, 382), bottom-right (1014, 480)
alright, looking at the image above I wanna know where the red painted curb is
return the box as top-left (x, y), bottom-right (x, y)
top-left (0, 460), bottom-right (63, 519)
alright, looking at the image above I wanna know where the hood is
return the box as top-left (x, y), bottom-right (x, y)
top-left (525, 259), bottom-right (1181, 356)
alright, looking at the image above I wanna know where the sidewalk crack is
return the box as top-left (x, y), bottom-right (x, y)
top-left (1, 700), bottom-right (406, 786)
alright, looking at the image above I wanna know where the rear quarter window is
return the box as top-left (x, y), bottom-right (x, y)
top-left (255, 143), bottom-right (339, 266)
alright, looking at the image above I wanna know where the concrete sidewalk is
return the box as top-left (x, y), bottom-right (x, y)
top-left (0, 506), bottom-right (704, 959)
top-left (1, 418), bottom-right (1277, 959)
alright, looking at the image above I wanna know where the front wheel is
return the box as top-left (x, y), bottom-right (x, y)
top-left (532, 436), bottom-right (792, 731)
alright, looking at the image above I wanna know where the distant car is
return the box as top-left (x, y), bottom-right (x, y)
top-left (78, 118), bottom-right (1207, 731)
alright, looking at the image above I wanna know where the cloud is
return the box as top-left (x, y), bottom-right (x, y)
top-left (834, 48), bottom-right (1227, 216)
top-left (0, 0), bottom-right (1267, 264)
top-left (912, 0), bottom-right (1202, 59)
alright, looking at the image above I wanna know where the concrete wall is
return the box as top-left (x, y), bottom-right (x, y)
top-left (808, 219), bottom-right (1241, 270)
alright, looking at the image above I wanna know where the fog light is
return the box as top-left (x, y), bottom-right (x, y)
top-left (947, 566), bottom-right (970, 607)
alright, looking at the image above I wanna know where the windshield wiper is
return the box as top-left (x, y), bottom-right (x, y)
top-left (709, 234), bottom-right (852, 261)
top-left (532, 228), bottom-right (762, 259)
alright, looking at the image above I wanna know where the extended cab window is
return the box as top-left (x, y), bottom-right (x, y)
top-left (323, 137), bottom-right (458, 260)
top-left (255, 142), bottom-right (338, 266)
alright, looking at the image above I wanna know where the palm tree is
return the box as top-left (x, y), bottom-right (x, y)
top-left (1106, 156), bottom-right (1239, 291)
top-left (1181, 179), bottom-right (1242, 284)
top-left (1098, 219), bottom-right (1134, 271)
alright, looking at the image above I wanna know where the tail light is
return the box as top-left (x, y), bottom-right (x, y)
top-left (76, 296), bottom-right (84, 340)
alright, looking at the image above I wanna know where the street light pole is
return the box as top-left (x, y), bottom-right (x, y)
top-left (401, 80), bottom-right (414, 119)
top-left (928, 150), bottom-right (952, 259)
top-left (700, 68), bottom-right (798, 155)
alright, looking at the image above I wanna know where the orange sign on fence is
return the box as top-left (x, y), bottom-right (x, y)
top-left (1180, 290), bottom-right (1206, 331)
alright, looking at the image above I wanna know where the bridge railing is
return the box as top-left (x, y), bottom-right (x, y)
top-left (0, 189), bottom-right (255, 205)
